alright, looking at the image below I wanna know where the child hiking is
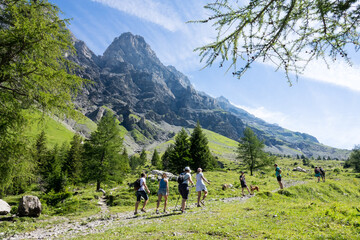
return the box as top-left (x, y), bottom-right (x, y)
top-left (239, 171), bottom-right (251, 196)
top-left (274, 164), bottom-right (283, 189)
top-left (178, 166), bottom-right (194, 213)
top-left (134, 173), bottom-right (150, 215)
top-left (156, 172), bottom-right (169, 214)
top-left (196, 168), bottom-right (210, 207)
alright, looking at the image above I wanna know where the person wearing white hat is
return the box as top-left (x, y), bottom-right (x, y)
top-left (178, 166), bottom-right (194, 213)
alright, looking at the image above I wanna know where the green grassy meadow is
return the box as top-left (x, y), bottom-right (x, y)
top-left (2, 157), bottom-right (360, 239)
top-left (1, 115), bottom-right (359, 239)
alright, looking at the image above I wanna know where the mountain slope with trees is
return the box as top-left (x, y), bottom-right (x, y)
top-left (68, 32), bottom-right (349, 159)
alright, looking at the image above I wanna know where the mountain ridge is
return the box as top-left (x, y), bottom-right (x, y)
top-left (69, 32), bottom-right (350, 159)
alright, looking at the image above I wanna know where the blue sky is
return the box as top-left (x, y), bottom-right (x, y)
top-left (51, 0), bottom-right (360, 150)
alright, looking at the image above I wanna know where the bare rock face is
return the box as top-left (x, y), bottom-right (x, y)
top-left (0, 199), bottom-right (11, 215)
top-left (18, 195), bottom-right (42, 217)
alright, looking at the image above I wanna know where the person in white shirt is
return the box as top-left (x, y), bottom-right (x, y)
top-left (134, 173), bottom-right (150, 215)
top-left (196, 168), bottom-right (210, 207)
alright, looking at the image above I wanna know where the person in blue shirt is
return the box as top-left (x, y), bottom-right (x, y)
top-left (156, 172), bottom-right (169, 214)
top-left (274, 164), bottom-right (283, 189)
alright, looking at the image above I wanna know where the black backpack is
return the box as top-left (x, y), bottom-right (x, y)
top-left (133, 178), bottom-right (141, 191)
top-left (177, 173), bottom-right (185, 184)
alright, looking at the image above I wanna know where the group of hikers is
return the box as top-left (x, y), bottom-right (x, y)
top-left (134, 164), bottom-right (284, 215)
top-left (134, 163), bottom-right (325, 215)
top-left (134, 167), bottom-right (211, 215)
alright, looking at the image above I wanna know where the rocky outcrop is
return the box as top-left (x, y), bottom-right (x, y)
top-left (18, 195), bottom-right (42, 217)
top-left (0, 199), bottom-right (11, 215)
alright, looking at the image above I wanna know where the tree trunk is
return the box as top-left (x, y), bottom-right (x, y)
top-left (96, 180), bottom-right (100, 191)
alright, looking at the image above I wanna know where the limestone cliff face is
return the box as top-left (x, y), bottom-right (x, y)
top-left (72, 32), bottom-right (244, 139)
top-left (70, 32), bottom-right (348, 159)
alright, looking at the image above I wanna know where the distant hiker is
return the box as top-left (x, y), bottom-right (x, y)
top-left (314, 167), bottom-right (321, 183)
top-left (134, 173), bottom-right (150, 215)
top-left (239, 171), bottom-right (251, 196)
top-left (156, 172), bottom-right (169, 214)
top-left (196, 168), bottom-right (210, 207)
top-left (178, 166), bottom-right (194, 213)
top-left (274, 164), bottom-right (283, 189)
top-left (319, 166), bottom-right (325, 182)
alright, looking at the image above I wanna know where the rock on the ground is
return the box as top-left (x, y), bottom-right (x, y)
top-left (149, 170), bottom-right (177, 181)
top-left (18, 195), bottom-right (42, 217)
top-left (0, 199), bottom-right (11, 215)
top-left (292, 166), bottom-right (307, 172)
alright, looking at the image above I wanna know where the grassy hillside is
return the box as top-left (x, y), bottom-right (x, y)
top-left (2, 157), bottom-right (359, 239)
top-left (23, 110), bottom-right (76, 147)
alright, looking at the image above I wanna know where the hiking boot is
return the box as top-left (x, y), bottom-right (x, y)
top-left (164, 210), bottom-right (168, 214)
top-left (156, 209), bottom-right (159, 214)
top-left (134, 212), bottom-right (138, 215)
top-left (197, 204), bottom-right (201, 207)
top-left (141, 208), bottom-right (147, 213)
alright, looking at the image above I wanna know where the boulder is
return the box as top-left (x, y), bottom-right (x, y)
top-left (18, 195), bottom-right (42, 217)
top-left (292, 166), bottom-right (307, 173)
top-left (0, 199), bottom-right (11, 215)
top-left (149, 170), bottom-right (177, 181)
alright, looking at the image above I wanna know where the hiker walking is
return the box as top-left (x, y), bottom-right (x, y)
top-left (239, 171), bottom-right (251, 196)
top-left (319, 166), bottom-right (325, 182)
top-left (274, 164), bottom-right (283, 189)
top-left (134, 173), bottom-right (150, 215)
top-left (314, 167), bottom-right (321, 183)
top-left (156, 172), bottom-right (169, 214)
top-left (196, 168), bottom-right (210, 207)
top-left (178, 166), bottom-right (194, 213)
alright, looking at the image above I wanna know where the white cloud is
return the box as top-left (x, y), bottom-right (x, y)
top-left (91, 0), bottom-right (184, 32)
top-left (231, 103), bottom-right (289, 126)
top-left (302, 59), bottom-right (360, 93)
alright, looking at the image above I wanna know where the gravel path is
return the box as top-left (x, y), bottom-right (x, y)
top-left (6, 180), bottom-right (307, 239)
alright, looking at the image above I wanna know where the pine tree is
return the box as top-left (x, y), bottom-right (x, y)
top-left (168, 128), bottom-right (192, 173)
top-left (44, 144), bottom-right (68, 193)
top-left (151, 149), bottom-right (161, 169)
top-left (237, 127), bottom-right (274, 176)
top-left (139, 149), bottom-right (147, 166)
top-left (83, 111), bottom-right (125, 191)
top-left (34, 131), bottom-right (48, 176)
top-left (348, 145), bottom-right (360, 172)
top-left (63, 134), bottom-right (83, 184)
top-left (189, 122), bottom-right (216, 170)
top-left (161, 145), bottom-right (174, 171)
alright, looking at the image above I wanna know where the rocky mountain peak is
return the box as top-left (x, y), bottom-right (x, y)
top-left (102, 32), bottom-right (162, 71)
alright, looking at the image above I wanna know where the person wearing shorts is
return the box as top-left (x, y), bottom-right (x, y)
top-left (274, 164), bottom-right (283, 189)
top-left (239, 171), bottom-right (251, 196)
top-left (134, 173), bottom-right (150, 215)
top-left (178, 166), bottom-right (194, 213)
top-left (196, 168), bottom-right (210, 207)
top-left (156, 172), bottom-right (169, 214)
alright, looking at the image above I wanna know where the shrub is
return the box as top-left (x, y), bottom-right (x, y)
top-left (41, 191), bottom-right (72, 206)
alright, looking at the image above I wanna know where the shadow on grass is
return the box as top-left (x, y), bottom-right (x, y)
top-left (145, 212), bottom-right (182, 220)
top-left (0, 216), bottom-right (14, 222)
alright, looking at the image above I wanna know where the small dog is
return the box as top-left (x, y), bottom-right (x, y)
top-left (250, 185), bottom-right (259, 194)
